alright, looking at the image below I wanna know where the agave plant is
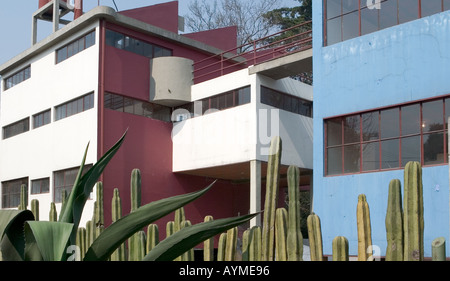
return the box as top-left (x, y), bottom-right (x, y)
top-left (0, 131), bottom-right (257, 261)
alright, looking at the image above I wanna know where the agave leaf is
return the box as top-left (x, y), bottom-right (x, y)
top-left (24, 221), bottom-right (73, 261)
top-left (84, 182), bottom-right (215, 261)
top-left (144, 213), bottom-right (258, 261)
top-left (0, 210), bottom-right (34, 261)
top-left (59, 130), bottom-right (127, 243)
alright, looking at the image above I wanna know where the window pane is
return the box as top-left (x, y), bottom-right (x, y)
top-left (143, 43), bottom-right (153, 58)
top-left (344, 115), bottom-right (360, 144)
top-left (380, 0), bottom-right (398, 29)
top-left (344, 144), bottom-right (360, 173)
top-left (401, 104), bottom-right (420, 135)
top-left (424, 132), bottom-right (445, 165)
top-left (361, 6), bottom-right (379, 35)
top-left (327, 147), bottom-right (343, 175)
top-left (342, 10), bottom-right (359, 41)
top-left (421, 0), bottom-right (442, 17)
top-left (380, 108), bottom-right (399, 138)
top-left (327, 118), bottom-right (342, 146)
top-left (422, 100), bottom-right (444, 132)
top-left (238, 87), bottom-right (251, 105)
top-left (381, 139), bottom-right (399, 169)
top-left (445, 0), bottom-right (450, 11)
top-left (362, 142), bottom-right (380, 171)
top-left (327, 0), bottom-right (342, 19)
top-left (445, 97), bottom-right (450, 129)
top-left (327, 17), bottom-right (342, 45)
top-left (362, 112), bottom-right (379, 141)
top-left (401, 135), bottom-right (421, 166)
top-left (399, 0), bottom-right (419, 24)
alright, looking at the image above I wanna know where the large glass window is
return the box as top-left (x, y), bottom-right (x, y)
top-left (55, 93), bottom-right (94, 121)
top-left (261, 86), bottom-right (312, 118)
top-left (54, 165), bottom-right (91, 203)
top-left (324, 0), bottom-right (450, 45)
top-left (4, 65), bottom-right (31, 91)
top-left (31, 178), bottom-right (50, 194)
top-left (325, 96), bottom-right (449, 175)
top-left (2, 178), bottom-right (28, 208)
top-left (56, 30), bottom-right (96, 63)
top-left (33, 109), bottom-right (51, 129)
top-left (3, 118), bottom-right (29, 139)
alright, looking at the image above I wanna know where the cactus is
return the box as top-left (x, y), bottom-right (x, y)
top-left (31, 199), bottom-right (39, 221)
top-left (129, 230), bottom-right (146, 261)
top-left (217, 232), bottom-right (227, 261)
top-left (262, 136), bottom-right (282, 261)
top-left (146, 224), bottom-right (159, 253)
top-left (166, 221), bottom-right (175, 237)
top-left (242, 228), bottom-right (250, 261)
top-left (431, 237), bottom-right (446, 261)
top-left (385, 179), bottom-right (403, 261)
top-left (203, 215), bottom-right (214, 261)
top-left (249, 226), bottom-right (262, 261)
top-left (174, 207), bottom-right (186, 232)
top-left (275, 208), bottom-right (288, 261)
top-left (49, 202), bottom-right (57, 222)
top-left (18, 184), bottom-right (27, 210)
top-left (356, 194), bottom-right (372, 261)
top-left (180, 220), bottom-right (194, 261)
top-left (130, 169), bottom-right (141, 212)
top-left (85, 220), bottom-right (94, 248)
top-left (332, 236), bottom-right (349, 261)
top-left (76, 227), bottom-right (87, 260)
top-left (225, 227), bottom-right (238, 261)
top-left (94, 182), bottom-right (104, 227)
top-left (110, 188), bottom-right (125, 261)
top-left (307, 213), bottom-right (323, 261)
top-left (286, 165), bottom-right (303, 261)
top-left (403, 161), bottom-right (424, 261)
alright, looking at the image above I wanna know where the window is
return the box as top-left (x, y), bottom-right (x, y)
top-left (104, 92), bottom-right (172, 122)
top-left (55, 93), bottom-right (94, 121)
top-left (3, 118), bottom-right (29, 139)
top-left (2, 178), bottom-right (28, 208)
top-left (261, 86), bottom-right (312, 118)
top-left (325, 96), bottom-right (450, 176)
top-left (105, 29), bottom-right (172, 58)
top-left (54, 165), bottom-right (91, 203)
top-left (33, 109), bottom-right (51, 129)
top-left (4, 65), bottom-right (31, 90)
top-left (324, 0), bottom-right (450, 46)
top-left (31, 178), bottom-right (50, 194)
top-left (56, 30), bottom-right (96, 63)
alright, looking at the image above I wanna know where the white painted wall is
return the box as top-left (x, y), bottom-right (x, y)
top-left (0, 22), bottom-right (100, 225)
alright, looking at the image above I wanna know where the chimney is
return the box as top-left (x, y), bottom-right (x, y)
top-left (74, 0), bottom-right (83, 20)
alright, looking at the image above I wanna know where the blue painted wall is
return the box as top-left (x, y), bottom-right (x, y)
top-left (313, 1), bottom-right (450, 258)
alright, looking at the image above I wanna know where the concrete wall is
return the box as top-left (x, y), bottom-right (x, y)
top-left (313, 1), bottom-right (450, 257)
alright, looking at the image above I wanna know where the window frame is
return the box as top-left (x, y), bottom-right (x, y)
top-left (324, 95), bottom-right (450, 176)
top-left (33, 109), bottom-right (51, 129)
top-left (56, 30), bottom-right (96, 64)
top-left (31, 178), bottom-right (50, 194)
top-left (1, 177), bottom-right (28, 209)
top-left (53, 165), bottom-right (92, 203)
top-left (3, 65), bottom-right (31, 91)
top-left (260, 86), bottom-right (313, 118)
top-left (2, 117), bottom-right (30, 139)
top-left (55, 92), bottom-right (95, 121)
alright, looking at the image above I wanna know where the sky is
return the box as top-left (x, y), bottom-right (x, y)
top-left (0, 0), bottom-right (299, 67)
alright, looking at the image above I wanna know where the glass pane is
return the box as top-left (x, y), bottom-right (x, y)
top-left (423, 132), bottom-right (445, 165)
top-left (327, 0), bottom-right (342, 19)
top-left (342, 10), bottom-right (359, 41)
top-left (344, 115), bottom-right (360, 144)
top-left (362, 112), bottom-right (379, 141)
top-left (361, 6), bottom-right (379, 35)
top-left (327, 118), bottom-right (342, 146)
top-left (42, 179), bottom-right (49, 193)
top-left (238, 87), bottom-right (251, 105)
top-left (380, 0), bottom-right (398, 29)
top-left (445, 0), bottom-right (450, 11)
top-left (445, 97), bottom-right (450, 129)
top-left (398, 0), bottom-right (419, 24)
top-left (143, 43), bottom-right (153, 58)
top-left (422, 99), bottom-right (444, 132)
top-left (343, 0), bottom-right (358, 13)
top-left (362, 142), bottom-right (380, 171)
top-left (327, 17), bottom-right (342, 45)
top-left (401, 104), bottom-right (420, 135)
top-left (421, 0), bottom-right (442, 17)
top-left (381, 139), bottom-right (399, 169)
top-left (327, 147), bottom-right (343, 175)
top-left (344, 144), bottom-right (361, 173)
top-left (401, 135), bottom-right (421, 166)
top-left (381, 108), bottom-right (399, 138)
top-left (124, 98), bottom-right (134, 114)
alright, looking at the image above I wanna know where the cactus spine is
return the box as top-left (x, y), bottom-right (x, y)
top-left (332, 236), bottom-right (349, 261)
top-left (262, 136), bottom-right (282, 261)
top-left (356, 194), bottom-right (372, 261)
top-left (275, 208), bottom-right (288, 261)
top-left (385, 179), bottom-right (403, 261)
top-left (286, 165), bottom-right (303, 261)
top-left (203, 215), bottom-right (214, 261)
top-left (307, 213), bottom-right (323, 261)
top-left (403, 161), bottom-right (424, 261)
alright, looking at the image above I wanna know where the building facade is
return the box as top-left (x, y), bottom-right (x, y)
top-left (0, 0), bottom-right (313, 243)
top-left (313, 0), bottom-right (450, 258)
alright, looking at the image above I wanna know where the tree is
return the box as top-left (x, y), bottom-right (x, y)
top-left (184, 0), bottom-right (282, 51)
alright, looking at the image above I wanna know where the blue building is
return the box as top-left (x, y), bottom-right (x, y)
top-left (313, 0), bottom-right (450, 258)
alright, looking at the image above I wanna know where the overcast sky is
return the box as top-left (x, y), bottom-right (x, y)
top-left (0, 0), bottom-right (298, 66)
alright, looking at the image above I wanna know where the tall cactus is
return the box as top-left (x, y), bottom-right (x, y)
top-left (403, 161), bottom-right (424, 261)
top-left (76, 227), bottom-right (87, 261)
top-left (249, 226), bottom-right (262, 261)
top-left (111, 188), bottom-right (125, 261)
top-left (174, 207), bottom-right (186, 232)
top-left (262, 136), bottom-right (282, 261)
top-left (18, 184), bottom-right (27, 210)
top-left (286, 165), bottom-right (303, 261)
top-left (94, 182), bottom-right (104, 228)
top-left (225, 227), bottom-right (238, 261)
top-left (356, 194), bottom-right (372, 261)
top-left (180, 220), bottom-right (194, 261)
top-left (217, 233), bottom-right (227, 261)
top-left (332, 236), bottom-right (349, 261)
top-left (203, 215), bottom-right (214, 261)
top-left (385, 179), bottom-right (403, 261)
top-left (242, 228), bottom-right (250, 261)
top-left (129, 169), bottom-right (142, 261)
top-left (307, 213), bottom-right (323, 261)
top-left (275, 208), bottom-right (288, 261)
top-left (31, 199), bottom-right (39, 221)
top-left (49, 202), bottom-right (57, 222)
top-left (146, 224), bottom-right (159, 253)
